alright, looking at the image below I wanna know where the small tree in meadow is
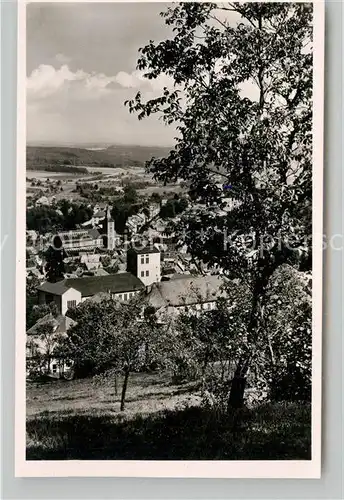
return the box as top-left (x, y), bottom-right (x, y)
top-left (62, 297), bottom-right (169, 411)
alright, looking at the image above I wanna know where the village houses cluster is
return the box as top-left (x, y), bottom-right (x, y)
top-left (26, 180), bottom-right (238, 378)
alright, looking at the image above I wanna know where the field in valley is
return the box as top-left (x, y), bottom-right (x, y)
top-left (26, 165), bottom-right (186, 203)
top-left (26, 372), bottom-right (311, 461)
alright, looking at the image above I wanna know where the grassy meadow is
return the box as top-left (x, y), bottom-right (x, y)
top-left (26, 372), bottom-right (311, 461)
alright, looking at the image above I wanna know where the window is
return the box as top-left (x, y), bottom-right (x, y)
top-left (67, 300), bottom-right (77, 309)
top-left (65, 361), bottom-right (71, 368)
top-left (146, 270), bottom-right (149, 277)
top-left (117, 294), bottom-right (122, 301)
top-left (145, 256), bottom-right (149, 264)
top-left (141, 271), bottom-right (144, 277)
top-left (124, 293), bottom-right (128, 301)
top-left (52, 364), bottom-right (57, 373)
top-left (141, 257), bottom-right (144, 264)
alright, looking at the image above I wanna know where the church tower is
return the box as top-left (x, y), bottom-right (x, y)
top-left (102, 206), bottom-right (115, 251)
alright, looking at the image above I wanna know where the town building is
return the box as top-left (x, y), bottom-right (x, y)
top-left (79, 253), bottom-right (102, 270)
top-left (126, 246), bottom-right (161, 287)
top-left (37, 272), bottom-right (145, 315)
top-left (143, 274), bottom-right (227, 319)
top-left (56, 206), bottom-right (116, 252)
top-left (58, 229), bottom-right (103, 251)
top-left (126, 213), bottom-right (146, 234)
top-left (26, 313), bottom-right (77, 378)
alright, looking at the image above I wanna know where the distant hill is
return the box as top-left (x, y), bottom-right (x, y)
top-left (26, 145), bottom-right (172, 169)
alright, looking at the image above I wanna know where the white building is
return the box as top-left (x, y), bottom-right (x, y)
top-left (126, 246), bottom-right (161, 287)
top-left (37, 272), bottom-right (145, 315)
top-left (26, 313), bottom-right (77, 378)
top-left (58, 229), bottom-right (103, 251)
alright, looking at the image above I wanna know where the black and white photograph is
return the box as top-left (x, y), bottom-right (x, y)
top-left (19, 0), bottom-right (323, 476)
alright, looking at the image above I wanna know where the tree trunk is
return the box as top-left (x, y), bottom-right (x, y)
top-left (228, 364), bottom-right (248, 409)
top-left (228, 274), bottom-right (269, 410)
top-left (120, 366), bottom-right (130, 411)
top-left (114, 373), bottom-right (118, 396)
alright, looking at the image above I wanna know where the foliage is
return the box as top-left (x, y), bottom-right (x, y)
top-left (26, 206), bottom-right (64, 233)
top-left (173, 266), bottom-right (312, 408)
top-left (150, 192), bottom-right (163, 204)
top-left (26, 144), bottom-right (170, 169)
top-left (123, 184), bottom-right (139, 204)
top-left (126, 2), bottom-right (313, 407)
top-left (173, 282), bottom-right (252, 401)
top-left (56, 200), bottom-right (93, 230)
top-left (100, 255), bottom-right (111, 268)
top-left (26, 318), bottom-right (63, 376)
top-left (159, 197), bottom-right (188, 219)
top-left (61, 297), bottom-right (170, 410)
top-left (27, 200), bottom-right (93, 233)
top-left (26, 164), bottom-right (88, 174)
top-left (27, 302), bottom-right (59, 330)
top-left (44, 244), bottom-right (66, 283)
top-left (254, 265), bottom-right (312, 402)
top-left (110, 186), bottom-right (141, 233)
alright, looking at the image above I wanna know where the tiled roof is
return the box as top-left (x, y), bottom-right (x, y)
top-left (87, 227), bottom-right (101, 239)
top-left (27, 314), bottom-right (76, 335)
top-left (37, 281), bottom-right (70, 295)
top-left (38, 273), bottom-right (145, 298)
top-left (94, 210), bottom-right (106, 218)
top-left (145, 275), bottom-right (227, 308)
top-left (127, 245), bottom-right (160, 255)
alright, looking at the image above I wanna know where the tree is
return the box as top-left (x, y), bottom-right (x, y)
top-left (62, 297), bottom-right (169, 411)
top-left (173, 283), bottom-right (251, 399)
top-left (26, 206), bottom-right (64, 233)
top-left (57, 200), bottom-right (93, 230)
top-left (127, 2), bottom-right (313, 408)
top-left (123, 184), bottom-right (138, 204)
top-left (45, 242), bottom-right (66, 283)
top-left (150, 192), bottom-right (162, 204)
top-left (27, 302), bottom-right (59, 330)
top-left (26, 317), bottom-right (64, 376)
top-left (255, 265), bottom-right (312, 402)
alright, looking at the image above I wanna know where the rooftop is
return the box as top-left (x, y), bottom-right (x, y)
top-left (27, 314), bottom-right (76, 335)
top-left (145, 275), bottom-right (227, 308)
top-left (37, 272), bottom-right (145, 298)
top-left (127, 245), bottom-right (160, 255)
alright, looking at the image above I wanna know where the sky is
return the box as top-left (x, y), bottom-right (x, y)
top-left (26, 3), bottom-right (248, 147)
top-left (26, 2), bottom-right (178, 147)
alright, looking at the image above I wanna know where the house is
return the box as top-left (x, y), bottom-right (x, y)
top-left (37, 272), bottom-right (145, 315)
top-left (58, 229), bottom-right (103, 251)
top-left (81, 210), bottom-right (106, 227)
top-left (26, 313), bottom-right (77, 378)
top-left (79, 253), bottom-right (102, 269)
top-left (127, 245), bottom-right (161, 287)
top-left (36, 196), bottom-right (50, 206)
top-left (126, 213), bottom-right (145, 234)
top-left (147, 202), bottom-right (161, 220)
top-left (143, 274), bottom-right (227, 318)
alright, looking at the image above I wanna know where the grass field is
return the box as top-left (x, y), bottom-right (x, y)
top-left (26, 371), bottom-right (311, 461)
